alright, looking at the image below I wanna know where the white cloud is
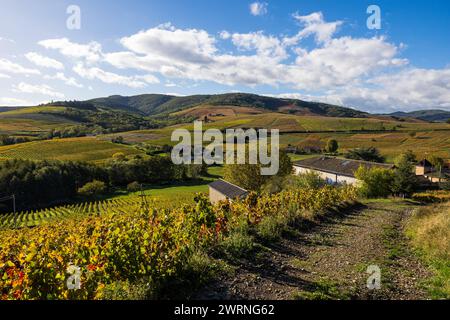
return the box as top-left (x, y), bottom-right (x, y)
top-left (163, 92), bottom-right (186, 97)
top-left (265, 92), bottom-right (346, 107)
top-left (0, 97), bottom-right (33, 106)
top-left (230, 31), bottom-right (287, 59)
top-left (249, 2), bottom-right (268, 16)
top-left (135, 74), bottom-right (160, 84)
top-left (120, 23), bottom-right (216, 64)
top-left (73, 63), bottom-right (148, 88)
top-left (284, 12), bottom-right (342, 45)
top-left (27, 12), bottom-right (450, 112)
top-left (107, 24), bottom-right (406, 91)
top-left (12, 82), bottom-right (65, 99)
top-left (44, 72), bottom-right (83, 88)
top-left (288, 36), bottom-right (408, 90)
top-left (344, 68), bottom-right (450, 111)
top-left (0, 37), bottom-right (15, 44)
top-left (0, 58), bottom-right (40, 75)
top-left (0, 73), bottom-right (11, 79)
top-left (165, 81), bottom-right (177, 87)
top-left (25, 52), bottom-right (64, 70)
top-left (271, 67), bottom-right (450, 112)
top-left (219, 31), bottom-right (231, 40)
top-left (38, 38), bottom-right (102, 63)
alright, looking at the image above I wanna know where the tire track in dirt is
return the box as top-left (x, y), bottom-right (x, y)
top-left (195, 201), bottom-right (430, 300)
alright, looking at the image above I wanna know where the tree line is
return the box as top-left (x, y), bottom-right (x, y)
top-left (0, 156), bottom-right (205, 213)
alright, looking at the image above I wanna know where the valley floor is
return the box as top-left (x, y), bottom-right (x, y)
top-left (195, 200), bottom-right (431, 300)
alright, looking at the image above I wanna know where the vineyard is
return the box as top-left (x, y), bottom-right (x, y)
top-left (0, 137), bottom-right (143, 163)
top-left (0, 185), bottom-right (358, 300)
top-left (0, 196), bottom-right (192, 230)
top-left (0, 197), bottom-right (142, 229)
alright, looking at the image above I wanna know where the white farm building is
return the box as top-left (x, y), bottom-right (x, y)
top-left (293, 156), bottom-right (394, 185)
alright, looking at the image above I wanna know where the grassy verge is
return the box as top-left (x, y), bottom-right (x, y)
top-left (406, 203), bottom-right (450, 299)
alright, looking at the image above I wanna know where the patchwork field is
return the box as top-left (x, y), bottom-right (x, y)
top-left (0, 137), bottom-right (143, 163)
top-left (0, 117), bottom-right (75, 136)
top-left (98, 113), bottom-right (450, 161)
top-left (280, 131), bottom-right (450, 161)
top-left (1, 105), bottom-right (450, 163)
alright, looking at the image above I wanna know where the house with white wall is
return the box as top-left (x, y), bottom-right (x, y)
top-left (293, 156), bottom-right (394, 185)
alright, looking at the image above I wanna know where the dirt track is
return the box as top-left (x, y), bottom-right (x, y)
top-left (195, 200), bottom-right (430, 300)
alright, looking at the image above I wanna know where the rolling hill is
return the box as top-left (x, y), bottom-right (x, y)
top-left (0, 93), bottom-right (373, 137)
top-left (86, 93), bottom-right (369, 118)
top-left (389, 110), bottom-right (450, 122)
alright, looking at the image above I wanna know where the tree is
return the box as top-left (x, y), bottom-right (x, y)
top-left (77, 180), bottom-right (106, 197)
top-left (224, 163), bottom-right (265, 191)
top-left (112, 152), bottom-right (127, 161)
top-left (345, 147), bottom-right (384, 163)
top-left (401, 150), bottom-right (417, 164)
top-left (355, 166), bottom-right (394, 198)
top-left (224, 151), bottom-right (292, 191)
top-left (111, 136), bottom-right (124, 144)
top-left (127, 181), bottom-right (141, 192)
top-left (429, 155), bottom-right (445, 170)
top-left (391, 153), bottom-right (418, 197)
top-left (326, 139), bottom-right (339, 154)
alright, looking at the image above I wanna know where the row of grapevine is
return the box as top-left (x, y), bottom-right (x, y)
top-left (0, 198), bottom-right (145, 229)
top-left (0, 185), bottom-right (358, 300)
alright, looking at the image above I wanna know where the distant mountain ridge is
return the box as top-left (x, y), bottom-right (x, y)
top-left (388, 109), bottom-right (450, 122)
top-left (6, 93), bottom-right (450, 122)
top-left (84, 93), bottom-right (368, 118)
top-left (0, 107), bottom-right (21, 113)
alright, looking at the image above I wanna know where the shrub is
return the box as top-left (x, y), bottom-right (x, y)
top-left (355, 166), bottom-right (394, 198)
top-left (326, 139), bottom-right (339, 154)
top-left (392, 153), bottom-right (418, 196)
top-left (127, 181), bottom-right (141, 192)
top-left (101, 280), bottom-right (150, 300)
top-left (345, 147), bottom-right (384, 163)
top-left (219, 231), bottom-right (254, 259)
top-left (112, 152), bottom-right (127, 161)
top-left (287, 172), bottom-right (326, 190)
top-left (78, 180), bottom-right (107, 197)
top-left (256, 214), bottom-right (286, 242)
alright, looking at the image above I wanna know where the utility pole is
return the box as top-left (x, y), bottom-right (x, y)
top-left (13, 194), bottom-right (18, 228)
top-left (0, 194), bottom-right (17, 228)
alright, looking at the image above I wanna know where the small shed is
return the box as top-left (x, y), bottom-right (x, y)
top-left (208, 179), bottom-right (248, 204)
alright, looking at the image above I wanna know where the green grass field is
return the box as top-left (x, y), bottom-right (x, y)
top-left (106, 165), bottom-right (224, 205)
top-left (0, 137), bottom-right (143, 163)
top-left (0, 106), bottom-right (67, 116)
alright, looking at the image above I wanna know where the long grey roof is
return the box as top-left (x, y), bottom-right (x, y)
top-left (209, 179), bottom-right (248, 199)
top-left (294, 156), bottom-right (394, 178)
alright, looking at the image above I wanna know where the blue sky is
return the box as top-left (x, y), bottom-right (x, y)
top-left (0, 0), bottom-right (449, 112)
